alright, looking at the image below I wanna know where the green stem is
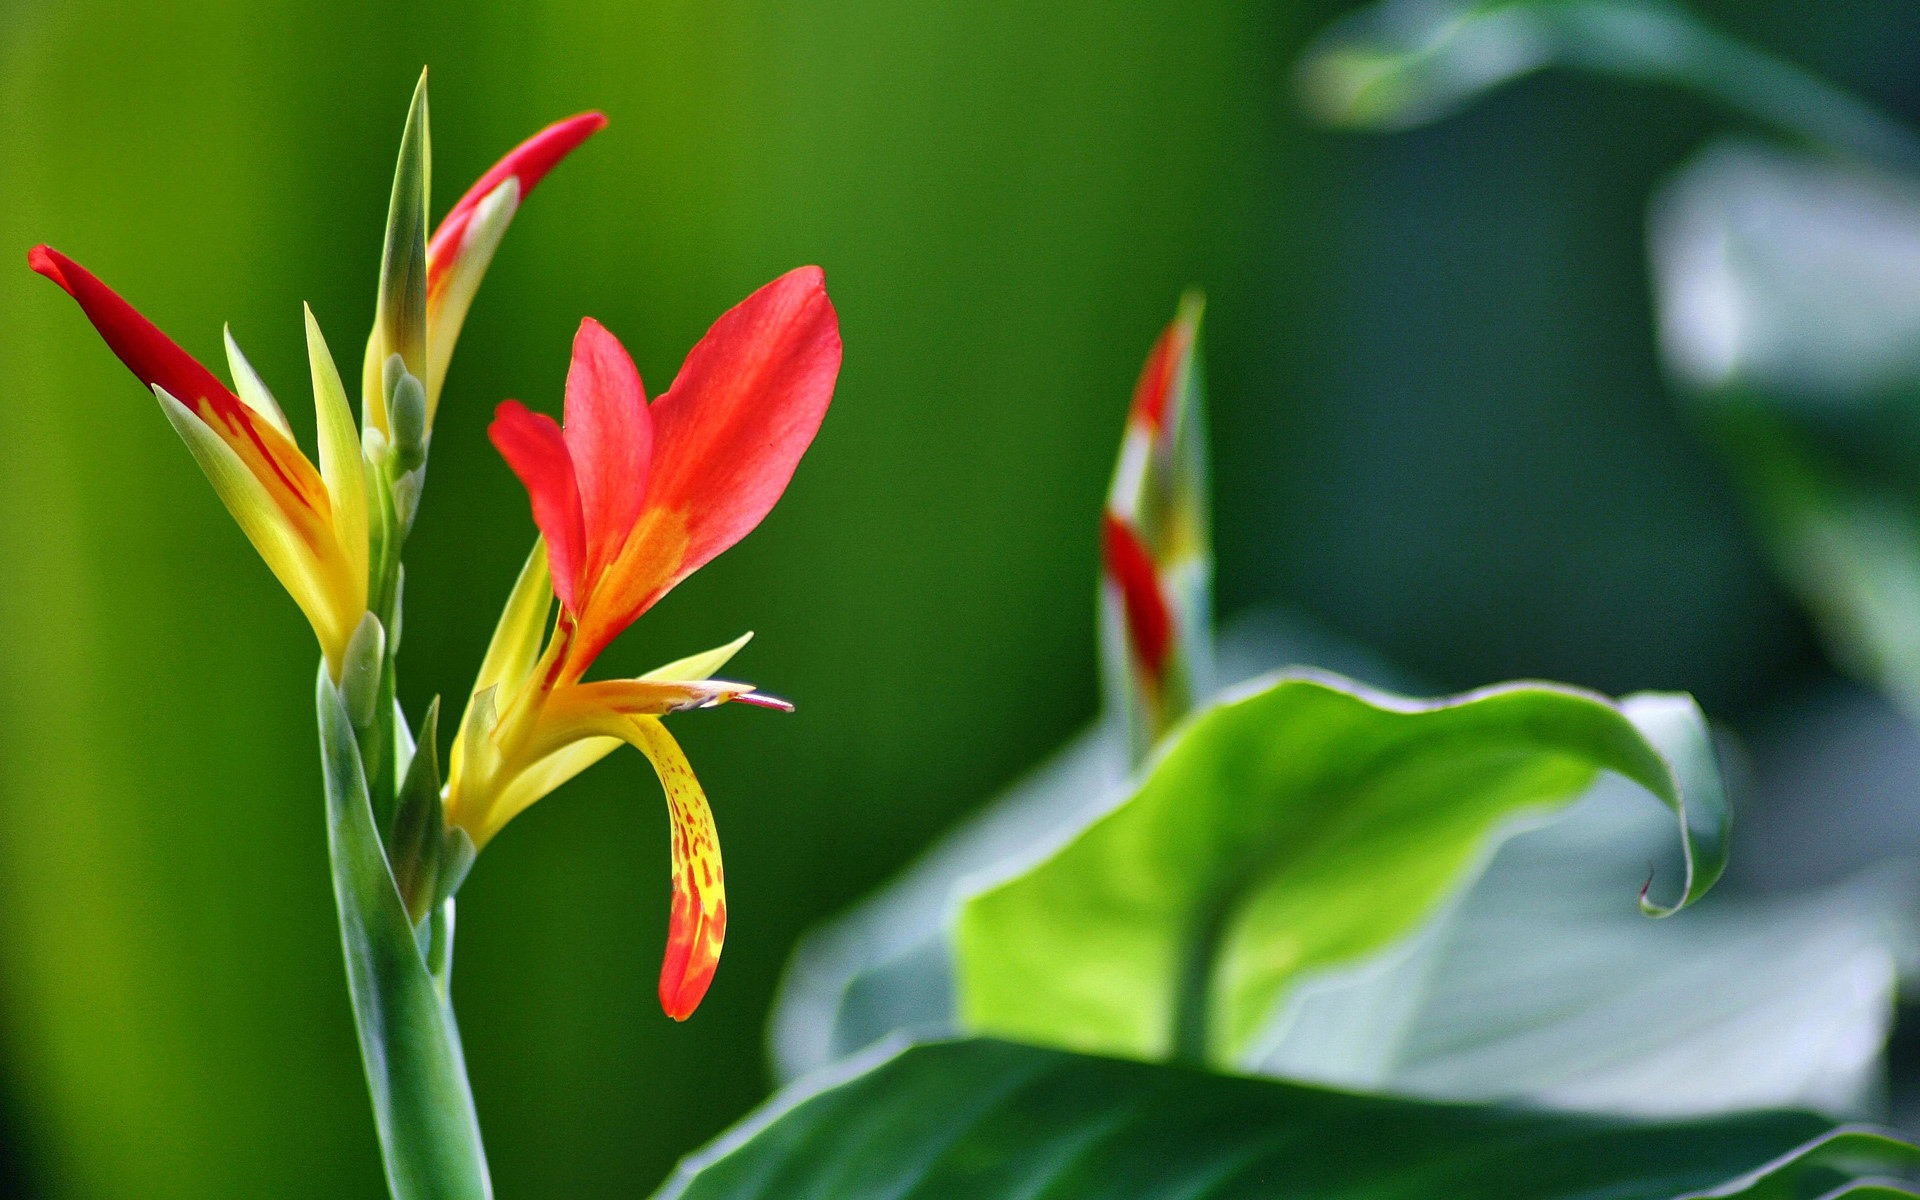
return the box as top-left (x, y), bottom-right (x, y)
top-left (1169, 884), bottom-right (1237, 1068)
top-left (319, 670), bottom-right (491, 1199)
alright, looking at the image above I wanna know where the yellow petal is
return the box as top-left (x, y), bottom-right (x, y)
top-left (626, 716), bottom-right (726, 1020)
top-left (222, 326), bottom-right (294, 437)
top-left (448, 541), bottom-right (555, 810)
top-left (473, 541), bottom-right (553, 703)
top-left (425, 177), bottom-right (519, 417)
top-left (154, 385), bottom-right (359, 670)
top-left (485, 734), bottom-right (621, 835)
top-left (641, 631), bottom-right (755, 683)
top-left (517, 678), bottom-right (758, 769)
top-left (305, 306), bottom-right (370, 596)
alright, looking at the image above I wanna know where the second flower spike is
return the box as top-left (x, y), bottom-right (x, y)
top-left (446, 270), bottom-right (841, 1019)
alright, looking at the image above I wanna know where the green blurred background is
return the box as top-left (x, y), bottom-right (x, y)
top-left (2, 0), bottom-right (1918, 1195)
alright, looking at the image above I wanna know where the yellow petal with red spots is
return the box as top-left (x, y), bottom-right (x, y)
top-left (625, 715), bottom-right (727, 1020)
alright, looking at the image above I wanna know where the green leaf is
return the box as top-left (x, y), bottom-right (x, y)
top-left (777, 753), bottom-right (1904, 1117)
top-left (658, 1038), bottom-right (1918, 1200)
top-left (955, 672), bottom-right (1727, 1066)
top-left (770, 612), bottom-right (1400, 1081)
top-left (778, 619), bottom-right (1894, 1119)
top-left (316, 666), bottom-right (490, 1200)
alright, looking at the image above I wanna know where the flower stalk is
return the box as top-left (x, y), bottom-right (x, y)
top-left (31, 64), bottom-right (838, 1196)
top-left (29, 70), bottom-right (622, 1197)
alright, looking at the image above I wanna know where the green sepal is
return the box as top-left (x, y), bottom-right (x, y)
top-left (316, 665), bottom-right (491, 1200)
top-left (388, 695), bottom-right (446, 927)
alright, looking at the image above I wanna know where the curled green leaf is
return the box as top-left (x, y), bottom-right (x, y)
top-left (956, 671), bottom-right (1728, 1067)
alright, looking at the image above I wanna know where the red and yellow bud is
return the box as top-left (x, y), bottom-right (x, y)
top-left (445, 279), bottom-right (840, 1019)
top-left (30, 246), bottom-right (370, 673)
top-left (1102, 292), bottom-right (1213, 758)
top-left (426, 111), bottom-right (607, 411)
top-left (362, 71), bottom-right (606, 436)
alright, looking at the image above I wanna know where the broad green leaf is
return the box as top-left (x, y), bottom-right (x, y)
top-left (769, 612), bottom-right (1398, 1081)
top-left (778, 619), bottom-right (1896, 1119)
top-left (1249, 779), bottom-right (1910, 1117)
top-left (316, 666), bottom-right (490, 1200)
top-left (1295, 0), bottom-right (1920, 168)
top-left (1651, 141), bottom-right (1920, 718)
top-left (659, 1037), bottom-right (1918, 1200)
top-left (956, 672), bottom-right (1727, 1066)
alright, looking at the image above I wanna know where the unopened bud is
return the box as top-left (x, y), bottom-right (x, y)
top-left (385, 353), bottom-right (430, 472)
top-left (1102, 292), bottom-right (1213, 763)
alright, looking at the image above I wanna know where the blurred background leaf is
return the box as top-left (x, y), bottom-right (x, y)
top-left (9, 0), bottom-right (1920, 1196)
top-left (1250, 779), bottom-right (1916, 1118)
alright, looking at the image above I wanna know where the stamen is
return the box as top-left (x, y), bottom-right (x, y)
top-left (731, 690), bottom-right (795, 713)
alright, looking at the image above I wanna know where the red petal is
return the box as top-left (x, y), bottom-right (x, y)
top-left (28, 245), bottom-right (328, 515)
top-left (562, 319), bottom-right (652, 589)
top-left (1102, 512), bottom-right (1173, 682)
top-left (660, 890), bottom-right (725, 1021)
top-left (573, 266), bottom-right (841, 667)
top-left (490, 400), bottom-right (587, 612)
top-left (1129, 315), bottom-right (1189, 436)
top-left (427, 112), bottom-right (608, 278)
top-left (30, 245), bottom-right (244, 425)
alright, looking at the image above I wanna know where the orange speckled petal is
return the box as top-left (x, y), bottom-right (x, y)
top-left (625, 716), bottom-right (726, 1021)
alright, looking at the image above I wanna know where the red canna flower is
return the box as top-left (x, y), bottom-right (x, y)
top-left (444, 268), bottom-right (841, 1019)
